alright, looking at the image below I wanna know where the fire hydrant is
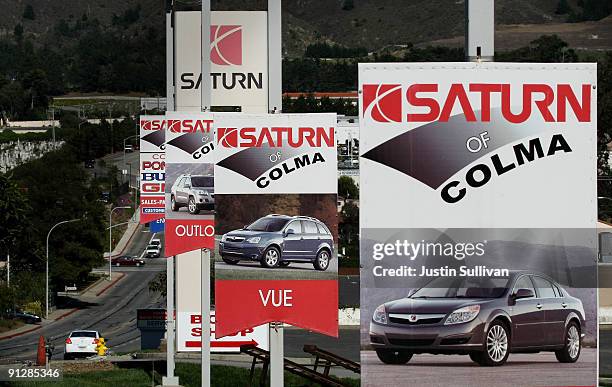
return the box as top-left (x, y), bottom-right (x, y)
top-left (96, 337), bottom-right (108, 356)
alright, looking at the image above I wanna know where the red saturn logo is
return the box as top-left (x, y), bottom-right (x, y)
top-left (218, 127), bottom-right (239, 148)
top-left (210, 25), bottom-right (242, 66)
top-left (362, 84), bottom-right (402, 123)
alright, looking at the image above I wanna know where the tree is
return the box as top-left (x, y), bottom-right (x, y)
top-left (13, 24), bottom-right (23, 41)
top-left (556, 0), bottom-right (571, 14)
top-left (338, 176), bottom-right (359, 199)
top-left (0, 175), bottom-right (31, 252)
top-left (342, 0), bottom-right (355, 11)
top-left (23, 4), bottom-right (35, 20)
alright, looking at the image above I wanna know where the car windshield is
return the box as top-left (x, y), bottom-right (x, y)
top-left (411, 276), bottom-right (510, 299)
top-left (246, 217), bottom-right (290, 232)
top-left (71, 331), bottom-right (97, 338)
top-left (191, 176), bottom-right (213, 188)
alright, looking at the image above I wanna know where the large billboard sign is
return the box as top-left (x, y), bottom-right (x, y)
top-left (214, 113), bottom-right (339, 338)
top-left (174, 11), bottom-right (268, 113)
top-left (140, 115), bottom-right (166, 224)
top-left (359, 63), bottom-right (597, 383)
top-left (164, 112), bottom-right (216, 257)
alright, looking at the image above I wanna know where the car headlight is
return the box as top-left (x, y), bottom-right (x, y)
top-left (221, 234), bottom-right (228, 242)
top-left (246, 237), bottom-right (261, 243)
top-left (372, 304), bottom-right (387, 325)
top-left (444, 305), bottom-right (480, 325)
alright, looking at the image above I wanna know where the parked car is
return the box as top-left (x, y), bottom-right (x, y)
top-left (369, 271), bottom-right (585, 366)
top-left (111, 256), bottom-right (145, 267)
top-left (124, 145), bottom-right (134, 153)
top-left (170, 174), bottom-right (214, 214)
top-left (64, 330), bottom-right (100, 359)
top-left (145, 245), bottom-right (161, 258)
top-left (9, 310), bottom-right (42, 324)
top-left (219, 214), bottom-right (334, 270)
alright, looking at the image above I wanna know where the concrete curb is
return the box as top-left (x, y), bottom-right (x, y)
top-left (104, 212), bottom-right (141, 259)
top-left (0, 325), bottom-right (42, 341)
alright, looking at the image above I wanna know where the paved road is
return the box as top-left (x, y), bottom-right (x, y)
top-left (0, 226), bottom-right (165, 361)
top-left (361, 349), bottom-right (597, 387)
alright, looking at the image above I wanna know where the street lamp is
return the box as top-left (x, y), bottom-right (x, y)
top-left (123, 134), bottom-right (139, 176)
top-left (46, 218), bottom-right (82, 319)
top-left (109, 206), bottom-right (131, 281)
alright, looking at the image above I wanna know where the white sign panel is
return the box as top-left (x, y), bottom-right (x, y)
top-left (174, 11), bottom-right (268, 113)
top-left (178, 311), bottom-right (269, 353)
top-left (359, 62), bottom-right (597, 228)
top-left (214, 113), bottom-right (338, 194)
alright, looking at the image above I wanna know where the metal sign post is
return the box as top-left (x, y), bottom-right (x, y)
top-left (465, 0), bottom-right (494, 62)
top-left (200, 1), bottom-right (213, 387)
top-left (166, 2), bottom-right (174, 111)
top-left (267, 1), bottom-right (284, 386)
top-left (201, 249), bottom-right (211, 387)
top-left (163, 256), bottom-right (180, 386)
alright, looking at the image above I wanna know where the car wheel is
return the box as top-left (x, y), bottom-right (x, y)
top-left (375, 349), bottom-right (413, 364)
top-left (279, 262), bottom-right (291, 267)
top-left (188, 197), bottom-right (200, 214)
top-left (115, 263), bottom-right (120, 267)
top-left (171, 196), bottom-right (179, 211)
top-left (64, 353), bottom-right (72, 360)
top-left (555, 321), bottom-right (581, 363)
top-left (313, 250), bottom-right (330, 271)
top-left (136, 263), bottom-right (140, 267)
top-left (478, 320), bottom-right (510, 366)
top-left (222, 256), bottom-right (240, 265)
top-left (261, 247), bottom-right (280, 268)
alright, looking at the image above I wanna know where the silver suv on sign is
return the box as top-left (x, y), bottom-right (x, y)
top-left (170, 174), bottom-right (214, 214)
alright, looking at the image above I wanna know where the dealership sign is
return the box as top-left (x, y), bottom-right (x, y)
top-left (164, 112), bottom-right (216, 257)
top-left (177, 310), bottom-right (269, 353)
top-left (215, 113), bottom-right (338, 194)
top-left (140, 116), bottom-right (166, 224)
top-left (214, 113), bottom-right (338, 338)
top-left (174, 11), bottom-right (268, 113)
top-left (359, 63), bottom-right (597, 228)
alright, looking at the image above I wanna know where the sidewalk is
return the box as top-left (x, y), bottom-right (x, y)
top-left (103, 211), bottom-right (140, 259)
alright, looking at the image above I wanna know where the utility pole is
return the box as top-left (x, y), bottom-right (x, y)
top-left (6, 252), bottom-right (9, 286)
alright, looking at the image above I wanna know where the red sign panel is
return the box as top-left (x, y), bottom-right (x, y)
top-left (215, 280), bottom-right (338, 338)
top-left (165, 219), bottom-right (215, 256)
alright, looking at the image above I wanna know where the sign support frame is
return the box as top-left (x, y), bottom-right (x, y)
top-left (267, 1), bottom-right (284, 386)
top-left (162, 256), bottom-right (179, 386)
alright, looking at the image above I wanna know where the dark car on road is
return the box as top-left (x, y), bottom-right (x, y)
top-left (219, 214), bottom-right (334, 271)
top-left (111, 256), bottom-right (145, 267)
top-left (369, 271), bottom-right (585, 366)
top-left (8, 310), bottom-right (42, 324)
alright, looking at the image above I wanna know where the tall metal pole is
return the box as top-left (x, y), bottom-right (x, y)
top-left (200, 2), bottom-right (212, 386)
top-left (166, 1), bottom-right (175, 111)
top-left (163, 256), bottom-right (180, 386)
top-left (108, 206), bottom-right (130, 281)
top-left (465, 0), bottom-right (494, 62)
top-left (268, 0), bottom-right (282, 113)
top-left (267, 1), bottom-right (284, 386)
top-left (201, 0), bottom-right (212, 112)
top-left (201, 249), bottom-right (211, 387)
top-left (46, 218), bottom-right (81, 319)
top-left (6, 252), bottom-right (9, 287)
